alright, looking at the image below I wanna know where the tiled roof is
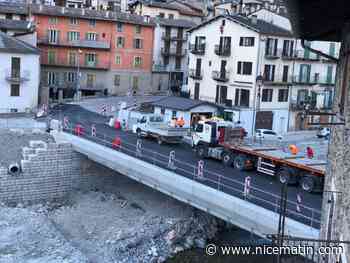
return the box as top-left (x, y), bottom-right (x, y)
top-left (0, 31), bottom-right (39, 54)
top-left (188, 14), bottom-right (293, 37)
top-left (0, 2), bottom-right (156, 26)
top-left (151, 96), bottom-right (218, 111)
top-left (0, 18), bottom-right (34, 31)
top-left (156, 17), bottom-right (197, 28)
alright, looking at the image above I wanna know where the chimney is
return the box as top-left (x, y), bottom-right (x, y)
top-left (251, 15), bottom-right (257, 25)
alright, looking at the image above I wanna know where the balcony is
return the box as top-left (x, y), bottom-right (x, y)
top-left (152, 64), bottom-right (183, 72)
top-left (189, 68), bottom-right (203, 80)
top-left (212, 70), bottom-right (229, 82)
top-left (189, 43), bottom-right (206, 55)
top-left (5, 69), bottom-right (30, 83)
top-left (280, 49), bottom-right (320, 61)
top-left (292, 75), bottom-right (335, 85)
top-left (265, 50), bottom-right (280, 59)
top-left (161, 47), bottom-right (187, 57)
top-left (214, 45), bottom-right (231, 56)
top-left (41, 56), bottom-right (109, 70)
top-left (263, 75), bottom-right (293, 85)
top-left (162, 32), bottom-right (187, 42)
top-left (38, 37), bottom-right (110, 50)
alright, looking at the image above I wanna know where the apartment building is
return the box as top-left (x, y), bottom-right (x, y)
top-left (0, 3), bottom-right (155, 99)
top-left (151, 17), bottom-right (196, 94)
top-left (187, 14), bottom-right (339, 134)
top-left (0, 32), bottom-right (40, 113)
top-left (129, 0), bottom-right (205, 24)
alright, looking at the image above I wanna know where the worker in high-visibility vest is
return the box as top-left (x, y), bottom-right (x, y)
top-left (288, 144), bottom-right (299, 155)
top-left (176, 117), bottom-right (185, 128)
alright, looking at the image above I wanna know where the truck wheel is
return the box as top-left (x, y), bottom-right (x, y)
top-left (300, 176), bottom-right (315, 193)
top-left (136, 128), bottom-right (142, 138)
top-left (157, 137), bottom-right (163, 145)
top-left (277, 168), bottom-right (290, 185)
top-left (222, 152), bottom-right (233, 167)
top-left (196, 145), bottom-right (208, 158)
top-left (234, 155), bottom-right (246, 171)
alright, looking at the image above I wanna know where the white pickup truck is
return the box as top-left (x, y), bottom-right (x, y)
top-left (132, 115), bottom-right (188, 144)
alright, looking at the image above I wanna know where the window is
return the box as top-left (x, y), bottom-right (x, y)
top-left (5, 14), bottom-right (12, 19)
top-left (86, 74), bottom-right (96, 87)
top-left (265, 38), bottom-right (278, 56)
top-left (117, 22), bottom-right (123, 32)
top-left (161, 108), bottom-right (165, 114)
top-left (132, 76), bottom-right (139, 90)
top-left (215, 85), bottom-right (227, 105)
top-left (234, 89), bottom-right (250, 107)
top-left (89, 19), bottom-right (96, 27)
top-left (48, 50), bottom-right (56, 64)
top-left (264, 64), bottom-right (276, 81)
top-left (237, 61), bottom-right (252, 75)
top-left (70, 17), bottom-right (78, 25)
top-left (299, 64), bottom-right (311, 83)
top-left (68, 51), bottom-right (77, 66)
top-left (86, 32), bottom-right (98, 41)
top-left (195, 123), bottom-right (203, 132)
top-left (85, 53), bottom-right (97, 66)
top-left (133, 38), bottom-right (143, 49)
top-left (48, 17), bottom-right (58, 24)
top-left (114, 75), bottom-right (120, 86)
top-left (168, 14), bottom-right (174, 19)
top-left (278, 89), bottom-right (289, 102)
top-left (66, 72), bottom-right (76, 82)
top-left (115, 55), bottom-right (121, 65)
top-left (282, 65), bottom-right (289, 82)
top-left (158, 12), bottom-right (165, 18)
top-left (10, 84), bottom-right (20, 96)
top-left (67, 31), bottom-right (80, 41)
top-left (134, 56), bottom-right (142, 68)
top-left (135, 25), bottom-right (141, 34)
top-left (172, 110), bottom-right (177, 118)
top-left (262, 89), bottom-right (273, 102)
top-left (194, 83), bottom-right (200, 100)
top-left (282, 40), bottom-right (294, 57)
top-left (11, 57), bottom-right (20, 78)
top-left (239, 37), bottom-right (255, 47)
top-left (116, 36), bottom-right (125, 48)
top-left (47, 72), bottom-right (57, 85)
top-left (48, 29), bottom-right (59, 44)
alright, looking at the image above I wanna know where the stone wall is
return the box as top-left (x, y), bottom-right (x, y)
top-left (0, 140), bottom-right (82, 203)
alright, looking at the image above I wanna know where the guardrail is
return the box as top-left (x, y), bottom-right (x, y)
top-left (59, 120), bottom-right (322, 229)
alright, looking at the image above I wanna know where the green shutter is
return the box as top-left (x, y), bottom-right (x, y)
top-left (304, 41), bottom-right (310, 59)
top-left (326, 66), bottom-right (333, 84)
top-left (329, 43), bottom-right (336, 57)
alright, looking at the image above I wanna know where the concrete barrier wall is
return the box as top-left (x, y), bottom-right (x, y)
top-left (52, 131), bottom-right (320, 239)
top-left (0, 140), bottom-right (81, 203)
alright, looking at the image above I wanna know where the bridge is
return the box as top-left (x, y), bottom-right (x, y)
top-left (49, 106), bottom-right (321, 239)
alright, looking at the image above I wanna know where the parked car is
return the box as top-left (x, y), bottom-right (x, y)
top-left (255, 129), bottom-right (283, 140)
top-left (317, 127), bottom-right (331, 139)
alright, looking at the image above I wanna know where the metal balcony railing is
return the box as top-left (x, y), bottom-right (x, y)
top-left (161, 32), bottom-right (187, 41)
top-left (38, 37), bottom-right (110, 50)
top-left (292, 75), bottom-right (335, 85)
top-left (212, 70), bottom-right (230, 82)
top-left (5, 69), bottom-right (30, 82)
top-left (41, 55), bottom-right (109, 70)
top-left (189, 43), bottom-right (206, 55)
top-left (214, 44), bottom-right (231, 56)
top-left (152, 64), bottom-right (183, 72)
top-left (161, 47), bottom-right (187, 57)
top-left (189, 68), bottom-right (203, 80)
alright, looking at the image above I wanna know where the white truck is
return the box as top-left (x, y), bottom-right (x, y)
top-left (132, 114), bottom-right (188, 145)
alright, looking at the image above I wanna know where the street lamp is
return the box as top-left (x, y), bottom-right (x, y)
top-left (252, 75), bottom-right (264, 136)
top-left (76, 49), bottom-right (82, 101)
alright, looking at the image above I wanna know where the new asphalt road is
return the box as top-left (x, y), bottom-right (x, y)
top-left (49, 104), bottom-right (323, 228)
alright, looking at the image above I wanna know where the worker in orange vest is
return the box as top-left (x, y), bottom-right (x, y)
top-left (288, 144), bottom-right (299, 155)
top-left (112, 136), bottom-right (121, 150)
top-left (176, 117), bottom-right (185, 128)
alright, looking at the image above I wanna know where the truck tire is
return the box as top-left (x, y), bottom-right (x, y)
top-left (222, 152), bottom-right (233, 167)
top-left (277, 168), bottom-right (290, 185)
top-left (300, 176), bottom-right (315, 193)
top-left (136, 128), bottom-right (142, 138)
top-left (234, 155), bottom-right (246, 171)
top-left (196, 144), bottom-right (208, 158)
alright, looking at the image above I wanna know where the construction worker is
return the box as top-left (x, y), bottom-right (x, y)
top-left (112, 136), bottom-right (121, 150)
top-left (288, 144), bottom-right (299, 155)
top-left (176, 116), bottom-right (185, 128)
top-left (306, 146), bottom-right (314, 159)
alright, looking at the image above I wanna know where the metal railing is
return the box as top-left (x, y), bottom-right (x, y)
top-left (5, 69), bottom-right (30, 82)
top-left (214, 44), bottom-right (231, 56)
top-left (189, 68), bottom-right (203, 79)
top-left (59, 120), bottom-right (322, 229)
top-left (212, 70), bottom-right (230, 82)
top-left (189, 43), bottom-right (206, 55)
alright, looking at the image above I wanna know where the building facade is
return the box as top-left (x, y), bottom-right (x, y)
top-left (0, 32), bottom-right (40, 113)
top-left (187, 14), bottom-right (339, 134)
top-left (151, 17), bottom-right (196, 95)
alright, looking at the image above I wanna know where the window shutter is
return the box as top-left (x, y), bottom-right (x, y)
top-left (57, 30), bottom-right (60, 43)
top-left (252, 37), bottom-right (255, 46)
top-left (67, 32), bottom-right (70, 41)
top-left (85, 33), bottom-right (89, 40)
top-left (133, 39), bottom-right (136, 48)
top-left (239, 37), bottom-right (243, 46)
top-left (265, 39), bottom-right (270, 54)
top-left (77, 32), bottom-right (80, 40)
top-left (237, 62), bottom-right (241, 74)
top-left (272, 65), bottom-right (275, 81)
top-left (274, 39), bottom-right (278, 55)
top-left (140, 39), bottom-right (143, 49)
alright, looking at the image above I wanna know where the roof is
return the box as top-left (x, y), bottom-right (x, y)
top-left (188, 14), bottom-right (292, 37)
top-left (129, 0), bottom-right (204, 17)
top-left (0, 2), bottom-right (156, 26)
top-left (0, 19), bottom-right (34, 32)
top-left (0, 32), bottom-right (40, 54)
top-left (284, 0), bottom-right (347, 41)
top-left (156, 17), bottom-right (196, 28)
top-left (151, 96), bottom-right (218, 111)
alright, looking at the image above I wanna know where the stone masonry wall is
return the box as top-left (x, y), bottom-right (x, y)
top-left (0, 140), bottom-right (82, 203)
